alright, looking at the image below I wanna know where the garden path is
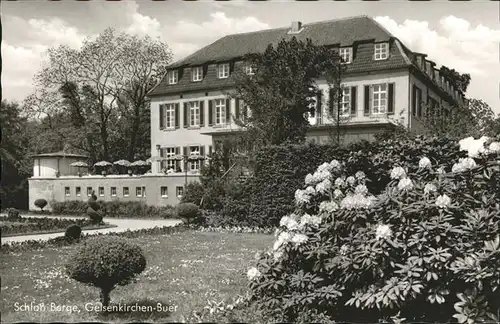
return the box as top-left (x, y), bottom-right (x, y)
top-left (1, 214), bottom-right (182, 244)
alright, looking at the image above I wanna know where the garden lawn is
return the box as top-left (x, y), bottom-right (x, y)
top-left (0, 230), bottom-right (274, 323)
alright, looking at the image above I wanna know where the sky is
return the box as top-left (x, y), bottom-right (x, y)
top-left (2, 0), bottom-right (500, 115)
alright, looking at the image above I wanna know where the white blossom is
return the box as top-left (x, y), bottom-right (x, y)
top-left (390, 166), bottom-right (407, 180)
top-left (298, 214), bottom-right (322, 230)
top-left (435, 194), bottom-right (451, 209)
top-left (319, 200), bottom-right (339, 213)
top-left (459, 136), bottom-right (489, 157)
top-left (452, 157), bottom-right (477, 173)
top-left (424, 183), bottom-right (437, 195)
top-left (279, 216), bottom-right (291, 228)
top-left (333, 189), bottom-right (343, 198)
top-left (340, 244), bottom-right (349, 256)
top-left (305, 186), bottom-right (316, 195)
top-left (354, 184), bottom-right (368, 196)
top-left (291, 233), bottom-right (308, 246)
top-left (329, 159), bottom-right (341, 170)
top-left (315, 179), bottom-right (332, 195)
top-left (247, 267), bottom-right (261, 281)
top-left (286, 219), bottom-right (299, 231)
top-left (488, 142), bottom-right (500, 153)
top-left (376, 224), bottom-right (392, 240)
top-left (305, 173), bottom-right (314, 185)
top-left (437, 167), bottom-right (446, 175)
top-left (355, 171), bottom-right (366, 180)
top-left (346, 176), bottom-right (356, 186)
top-left (397, 178), bottom-right (414, 191)
top-left (312, 170), bottom-right (331, 183)
top-left (273, 232), bottom-right (292, 251)
top-left (419, 157), bottom-right (432, 169)
top-left (340, 193), bottom-right (377, 210)
top-left (295, 189), bottom-right (310, 205)
top-left (334, 177), bottom-right (345, 187)
top-left (317, 162), bottom-right (332, 173)
top-left (273, 251), bottom-right (283, 262)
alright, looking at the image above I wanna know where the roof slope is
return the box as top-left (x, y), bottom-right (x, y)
top-left (169, 15), bottom-right (392, 68)
top-left (148, 16), bottom-right (420, 97)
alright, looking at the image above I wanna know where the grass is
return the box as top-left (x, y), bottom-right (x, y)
top-left (0, 230), bottom-right (274, 323)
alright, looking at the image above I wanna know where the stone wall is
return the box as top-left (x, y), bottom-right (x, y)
top-left (28, 173), bottom-right (200, 211)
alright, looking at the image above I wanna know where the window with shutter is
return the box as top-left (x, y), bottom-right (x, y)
top-left (372, 84), bottom-right (388, 114)
top-left (316, 91), bottom-right (323, 124)
top-left (350, 86), bottom-right (357, 116)
top-left (189, 101), bottom-right (200, 127)
top-left (340, 86), bottom-right (351, 116)
top-left (175, 104), bottom-right (180, 129)
top-left (200, 101), bottom-right (205, 126)
top-left (214, 99), bottom-right (226, 126)
top-left (235, 98), bottom-right (240, 120)
top-left (412, 85), bottom-right (417, 117)
top-left (417, 88), bottom-right (422, 117)
top-left (175, 147), bottom-right (181, 171)
top-left (159, 105), bottom-right (165, 129)
top-left (225, 99), bottom-right (231, 124)
top-left (364, 85), bottom-right (370, 116)
top-left (387, 83), bottom-right (394, 114)
top-left (183, 103), bottom-right (189, 128)
top-left (208, 100), bottom-right (214, 126)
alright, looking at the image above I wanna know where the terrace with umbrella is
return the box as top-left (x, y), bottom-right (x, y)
top-left (113, 159), bottom-right (131, 174)
top-left (130, 160), bottom-right (150, 175)
top-left (70, 161), bottom-right (89, 177)
top-left (94, 160), bottom-right (113, 176)
top-left (166, 153), bottom-right (206, 185)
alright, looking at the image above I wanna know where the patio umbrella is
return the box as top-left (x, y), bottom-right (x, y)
top-left (130, 160), bottom-right (148, 167)
top-left (94, 161), bottom-right (112, 167)
top-left (187, 154), bottom-right (206, 161)
top-left (70, 161), bottom-right (89, 175)
top-left (113, 159), bottom-right (131, 167)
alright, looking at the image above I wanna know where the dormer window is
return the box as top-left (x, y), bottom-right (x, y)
top-left (244, 64), bottom-right (256, 75)
top-left (168, 70), bottom-right (178, 84)
top-left (339, 47), bottom-right (353, 64)
top-left (218, 63), bottom-right (230, 79)
top-left (374, 42), bottom-right (389, 60)
top-left (192, 67), bottom-right (203, 82)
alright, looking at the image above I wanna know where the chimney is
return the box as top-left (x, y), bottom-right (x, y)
top-left (290, 21), bottom-right (302, 34)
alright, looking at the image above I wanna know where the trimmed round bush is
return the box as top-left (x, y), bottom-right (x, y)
top-left (34, 199), bottom-right (48, 212)
top-left (248, 136), bottom-right (500, 323)
top-left (87, 207), bottom-right (102, 224)
top-left (6, 208), bottom-right (21, 221)
top-left (65, 236), bottom-right (146, 307)
top-left (176, 203), bottom-right (200, 224)
top-left (64, 225), bottom-right (82, 241)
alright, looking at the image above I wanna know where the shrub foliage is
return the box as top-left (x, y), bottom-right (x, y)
top-left (34, 199), bottom-right (48, 211)
top-left (176, 203), bottom-right (200, 224)
top-left (65, 225), bottom-right (82, 241)
top-left (66, 236), bottom-right (146, 307)
top-left (247, 136), bottom-right (500, 323)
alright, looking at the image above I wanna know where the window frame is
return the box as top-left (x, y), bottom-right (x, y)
top-left (123, 187), bottom-right (130, 197)
top-left (76, 187), bottom-right (81, 197)
top-left (218, 63), bottom-right (230, 79)
top-left (371, 84), bottom-right (388, 114)
top-left (168, 70), bottom-right (178, 84)
top-left (98, 187), bottom-right (104, 197)
top-left (214, 99), bottom-right (226, 126)
top-left (189, 101), bottom-right (200, 127)
top-left (136, 187), bottom-right (143, 197)
top-left (339, 47), bottom-right (353, 64)
top-left (374, 42), bottom-right (389, 60)
top-left (65, 187), bottom-right (70, 197)
top-left (192, 67), bottom-right (203, 82)
top-left (341, 86), bottom-right (351, 116)
top-left (161, 186), bottom-right (168, 198)
top-left (189, 146), bottom-right (201, 171)
top-left (111, 187), bottom-right (117, 197)
top-left (165, 103), bottom-right (176, 129)
top-left (87, 187), bottom-right (93, 197)
top-left (176, 186), bottom-right (184, 198)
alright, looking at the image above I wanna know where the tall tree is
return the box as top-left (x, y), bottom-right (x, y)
top-left (233, 37), bottom-right (343, 147)
top-left (0, 100), bottom-right (32, 209)
top-left (422, 98), bottom-right (495, 139)
top-left (439, 66), bottom-right (471, 95)
top-left (24, 28), bottom-right (172, 162)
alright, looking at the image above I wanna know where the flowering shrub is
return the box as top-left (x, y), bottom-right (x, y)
top-left (247, 136), bottom-right (500, 323)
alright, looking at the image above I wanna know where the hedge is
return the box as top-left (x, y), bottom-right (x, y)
top-left (50, 200), bottom-right (176, 219)
top-left (220, 136), bottom-right (466, 227)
